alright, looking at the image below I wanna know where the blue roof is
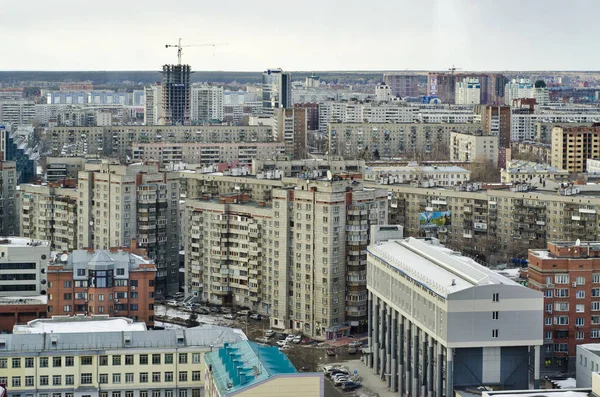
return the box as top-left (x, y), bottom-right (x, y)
top-left (204, 340), bottom-right (298, 396)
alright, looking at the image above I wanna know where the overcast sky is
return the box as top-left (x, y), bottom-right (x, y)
top-left (1, 0), bottom-right (596, 71)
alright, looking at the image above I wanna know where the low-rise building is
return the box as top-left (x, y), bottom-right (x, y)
top-left (204, 341), bottom-right (323, 397)
top-left (365, 165), bottom-right (470, 187)
top-left (501, 160), bottom-right (570, 184)
top-left (0, 296), bottom-right (47, 333)
top-left (252, 157), bottom-right (364, 177)
top-left (0, 237), bottom-right (50, 297)
top-left (47, 248), bottom-right (156, 326)
top-left (366, 237), bottom-right (543, 396)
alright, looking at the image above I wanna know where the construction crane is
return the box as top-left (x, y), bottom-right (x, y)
top-left (165, 38), bottom-right (227, 65)
top-left (448, 64), bottom-right (462, 74)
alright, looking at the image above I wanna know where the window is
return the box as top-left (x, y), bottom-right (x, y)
top-left (64, 281), bottom-right (72, 288)
top-left (492, 293), bottom-right (499, 302)
top-left (125, 355), bottom-right (134, 365)
top-left (126, 393), bottom-right (134, 397)
top-left (577, 291), bottom-right (585, 299)
top-left (139, 354), bottom-right (148, 365)
top-left (555, 288), bottom-right (569, 297)
top-left (63, 305), bottom-right (72, 312)
top-left (25, 357), bottom-right (34, 368)
top-left (40, 375), bottom-right (49, 386)
top-left (165, 354), bottom-right (173, 364)
top-left (113, 374), bottom-right (121, 384)
top-left (140, 393), bottom-right (148, 397)
top-left (545, 331), bottom-right (552, 340)
top-left (577, 304), bottom-right (585, 313)
top-left (192, 353), bottom-right (201, 364)
top-left (555, 274), bottom-right (569, 284)
top-left (12, 376), bottom-right (21, 387)
top-left (53, 357), bottom-right (62, 367)
top-left (12, 358), bottom-right (21, 368)
top-left (152, 354), bottom-right (161, 364)
top-left (99, 374), bottom-right (109, 384)
top-left (65, 356), bottom-right (74, 367)
top-left (153, 392), bottom-right (161, 397)
top-left (492, 329), bottom-right (498, 338)
top-left (554, 343), bottom-right (568, 353)
top-left (65, 375), bottom-right (74, 385)
top-left (113, 393), bottom-right (121, 397)
top-left (113, 355), bottom-right (121, 365)
top-left (192, 371), bottom-right (201, 381)
top-left (139, 373), bottom-right (148, 383)
top-left (165, 372), bottom-right (174, 382)
top-left (125, 373), bottom-right (134, 383)
top-left (593, 288), bottom-right (600, 297)
top-left (179, 353), bottom-right (188, 364)
top-left (593, 316), bottom-right (600, 325)
top-left (0, 358), bottom-right (6, 368)
top-left (576, 318), bottom-right (585, 326)
top-left (81, 373), bottom-right (93, 385)
top-left (577, 276), bottom-right (586, 285)
top-left (152, 372), bottom-right (161, 382)
top-left (593, 274), bottom-right (600, 283)
top-left (545, 290), bottom-right (552, 298)
top-left (99, 355), bottom-right (108, 366)
top-left (593, 329), bottom-right (600, 338)
top-left (179, 371), bottom-right (188, 382)
top-left (576, 331), bottom-right (585, 340)
top-left (179, 391), bottom-right (187, 397)
top-left (39, 357), bottom-right (48, 368)
top-left (593, 302), bottom-right (600, 311)
top-left (555, 302), bottom-right (569, 311)
top-left (492, 311), bottom-right (499, 320)
top-left (25, 376), bottom-right (34, 387)
top-left (81, 356), bottom-right (93, 365)
top-left (555, 316), bottom-right (569, 325)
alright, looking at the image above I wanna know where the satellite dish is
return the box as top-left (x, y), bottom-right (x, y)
top-left (326, 170), bottom-right (333, 181)
top-left (60, 254), bottom-right (68, 262)
top-left (89, 221), bottom-right (94, 226)
top-left (576, 239), bottom-right (581, 246)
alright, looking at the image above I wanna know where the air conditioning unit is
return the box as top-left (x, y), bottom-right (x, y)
top-left (131, 286), bottom-right (136, 291)
top-left (572, 282), bottom-right (577, 287)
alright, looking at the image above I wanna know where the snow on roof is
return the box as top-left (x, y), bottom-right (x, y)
top-left (0, 295), bottom-right (48, 305)
top-left (0, 237), bottom-right (50, 247)
top-left (487, 391), bottom-right (589, 397)
top-left (551, 378), bottom-right (577, 389)
top-left (13, 315), bottom-right (147, 334)
top-left (530, 250), bottom-right (553, 259)
top-left (368, 237), bottom-right (518, 298)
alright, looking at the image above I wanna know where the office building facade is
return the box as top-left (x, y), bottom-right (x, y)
top-left (262, 69), bottom-right (291, 115)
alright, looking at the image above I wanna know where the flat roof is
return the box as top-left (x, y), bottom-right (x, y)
top-left (13, 315), bottom-right (147, 334)
top-left (0, 237), bottom-right (50, 247)
top-left (0, 295), bottom-right (48, 305)
top-left (486, 391), bottom-right (590, 397)
top-left (368, 237), bottom-right (518, 298)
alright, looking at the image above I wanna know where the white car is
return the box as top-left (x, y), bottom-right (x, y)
top-left (223, 314), bottom-right (236, 320)
top-left (292, 335), bottom-right (302, 344)
top-left (278, 345), bottom-right (291, 351)
top-left (285, 335), bottom-right (295, 343)
top-left (265, 330), bottom-right (275, 337)
top-left (276, 340), bottom-right (288, 347)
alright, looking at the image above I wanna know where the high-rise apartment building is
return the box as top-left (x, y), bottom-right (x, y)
top-left (184, 179), bottom-right (387, 339)
top-left (455, 77), bottom-right (481, 105)
top-left (527, 241), bottom-right (600, 375)
top-left (0, 101), bottom-right (35, 126)
top-left (162, 64), bottom-right (191, 126)
top-left (450, 131), bottom-right (498, 165)
top-left (383, 74), bottom-right (420, 98)
top-left (504, 79), bottom-right (534, 105)
top-left (551, 125), bottom-right (600, 173)
top-left (294, 102), bottom-right (319, 131)
top-left (47, 248), bottom-right (156, 326)
top-left (428, 73), bottom-right (506, 105)
top-left (0, 161), bottom-right (19, 235)
top-left (273, 107), bottom-right (307, 159)
top-left (190, 85), bottom-right (224, 123)
top-left (262, 69), bottom-right (291, 115)
top-left (144, 84), bottom-right (163, 125)
top-left (0, 124), bottom-right (36, 184)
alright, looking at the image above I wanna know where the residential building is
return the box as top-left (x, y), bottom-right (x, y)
top-left (528, 241), bottom-right (600, 375)
top-left (383, 74), bottom-right (421, 98)
top-left (552, 125), bottom-right (600, 173)
top-left (450, 131), bottom-right (499, 165)
top-left (455, 77), bottom-right (481, 105)
top-left (475, 104), bottom-right (511, 150)
top-left (375, 83), bottom-right (393, 102)
top-left (511, 113), bottom-right (600, 142)
top-left (190, 85), bottom-right (224, 123)
top-left (367, 237), bottom-right (543, 395)
top-left (273, 107), bottom-right (307, 159)
top-left (223, 102), bottom-right (263, 125)
top-left (0, 317), bottom-right (247, 397)
top-left (0, 161), bottom-right (19, 234)
top-left (511, 140), bottom-right (552, 164)
top-left (428, 73), bottom-right (507, 105)
top-left (0, 296), bottom-right (48, 333)
top-left (534, 87), bottom-right (550, 106)
top-left (366, 165), bottom-right (470, 186)
top-left (0, 124), bottom-right (37, 183)
top-left (45, 157), bottom-right (88, 182)
top-left (132, 142), bottom-right (285, 167)
top-left (262, 69), bottom-right (291, 116)
top-left (505, 79), bottom-right (534, 105)
top-left (144, 84), bottom-right (163, 125)
top-left (185, 179), bottom-right (388, 339)
top-left (501, 160), bottom-right (570, 184)
top-left (293, 102), bottom-right (319, 131)
top-left (0, 101), bottom-right (35, 126)
top-left (162, 64), bottom-right (192, 126)
top-left (252, 157), bottom-right (364, 177)
top-left (329, 122), bottom-right (484, 160)
top-left (204, 341), bottom-right (323, 397)
top-left (576, 344), bottom-right (600, 388)
top-left (179, 171), bottom-right (285, 202)
top-left (587, 159), bottom-right (600, 174)
top-left (47, 248), bottom-right (156, 325)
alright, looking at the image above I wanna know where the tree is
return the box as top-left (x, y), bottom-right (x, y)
top-left (469, 160), bottom-right (501, 182)
top-left (534, 80), bottom-right (547, 88)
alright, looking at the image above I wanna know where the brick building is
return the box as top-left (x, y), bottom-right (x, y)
top-left (0, 296), bottom-right (47, 333)
top-left (528, 241), bottom-right (600, 375)
top-left (47, 247), bottom-right (156, 327)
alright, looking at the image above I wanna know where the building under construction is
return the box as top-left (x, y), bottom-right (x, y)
top-left (162, 64), bottom-right (191, 126)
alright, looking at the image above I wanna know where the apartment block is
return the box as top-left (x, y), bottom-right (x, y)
top-left (45, 157), bottom-right (88, 182)
top-left (0, 161), bottom-right (19, 235)
top-left (47, 249), bottom-right (156, 326)
top-left (329, 122), bottom-right (484, 160)
top-left (455, 77), bottom-right (481, 105)
top-left (185, 179), bottom-right (388, 339)
top-left (501, 160), bottom-right (570, 184)
top-left (527, 241), bottom-right (600, 375)
top-left (273, 107), bottom-right (307, 159)
top-left (180, 171), bottom-right (285, 202)
top-left (132, 142), bottom-right (285, 167)
top-left (367, 237), bottom-right (543, 395)
top-left (366, 165), bottom-right (470, 187)
top-left (0, 101), bottom-right (35, 126)
top-left (0, 316), bottom-right (246, 397)
top-left (383, 74), bottom-right (421, 98)
top-left (144, 84), bottom-right (163, 125)
top-left (450, 131), bottom-right (498, 165)
top-left (252, 157), bottom-right (365, 177)
top-left (552, 125), bottom-right (600, 173)
top-left (190, 85), bottom-right (224, 123)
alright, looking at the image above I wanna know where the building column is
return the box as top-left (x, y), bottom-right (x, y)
top-left (405, 320), bottom-right (412, 396)
top-left (373, 298), bottom-right (380, 375)
top-left (421, 335), bottom-right (428, 397)
top-left (412, 324), bottom-right (419, 397)
top-left (446, 347), bottom-right (453, 397)
top-left (391, 310), bottom-right (398, 392)
top-left (428, 335), bottom-right (434, 397)
top-left (436, 343), bottom-right (443, 397)
top-left (387, 306), bottom-right (393, 387)
top-left (368, 292), bottom-right (373, 369)
top-left (380, 301), bottom-right (386, 379)
top-left (534, 345), bottom-right (541, 389)
top-left (398, 315), bottom-right (405, 396)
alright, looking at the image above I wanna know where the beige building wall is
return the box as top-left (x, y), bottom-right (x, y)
top-left (232, 375), bottom-right (323, 397)
top-left (450, 131), bottom-right (498, 165)
top-left (552, 126), bottom-right (600, 173)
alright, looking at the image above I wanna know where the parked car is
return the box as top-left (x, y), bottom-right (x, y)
top-left (174, 292), bottom-right (184, 299)
top-left (278, 345), bottom-right (292, 352)
top-left (265, 330), bottom-right (275, 337)
top-left (327, 369), bottom-right (348, 377)
top-left (341, 381), bottom-right (361, 391)
top-left (333, 376), bottom-right (350, 386)
top-left (323, 365), bottom-right (336, 374)
top-left (166, 300), bottom-right (178, 306)
top-left (285, 335), bottom-right (295, 343)
top-left (278, 333), bottom-right (288, 341)
top-left (292, 335), bottom-right (302, 344)
top-left (223, 314), bottom-right (236, 320)
top-left (348, 347), bottom-right (358, 354)
top-left (256, 336), bottom-right (270, 344)
top-left (349, 341), bottom-right (362, 348)
top-left (209, 307), bottom-right (219, 313)
top-left (237, 309), bottom-right (251, 316)
top-left (220, 307), bottom-right (232, 314)
top-left (276, 340), bottom-right (288, 347)
top-left (249, 313), bottom-right (262, 320)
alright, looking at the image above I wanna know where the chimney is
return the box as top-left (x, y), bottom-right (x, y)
top-left (131, 238), bottom-right (137, 252)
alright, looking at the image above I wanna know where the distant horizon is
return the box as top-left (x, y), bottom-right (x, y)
top-left (1, 69), bottom-right (600, 74)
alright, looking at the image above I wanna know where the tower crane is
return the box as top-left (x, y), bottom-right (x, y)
top-left (165, 38), bottom-right (227, 65)
top-left (448, 65), bottom-right (462, 75)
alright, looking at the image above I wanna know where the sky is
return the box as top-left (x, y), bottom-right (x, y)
top-left (1, 0), bottom-right (597, 71)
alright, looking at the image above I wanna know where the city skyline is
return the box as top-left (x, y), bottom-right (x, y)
top-left (2, 0), bottom-right (598, 71)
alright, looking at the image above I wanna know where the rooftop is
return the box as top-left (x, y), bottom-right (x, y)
top-left (485, 391), bottom-right (590, 397)
top-left (0, 295), bottom-right (48, 305)
top-left (368, 237), bottom-right (519, 298)
top-left (204, 340), bottom-right (298, 396)
top-left (13, 315), bottom-right (147, 334)
top-left (0, 237), bottom-right (50, 248)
